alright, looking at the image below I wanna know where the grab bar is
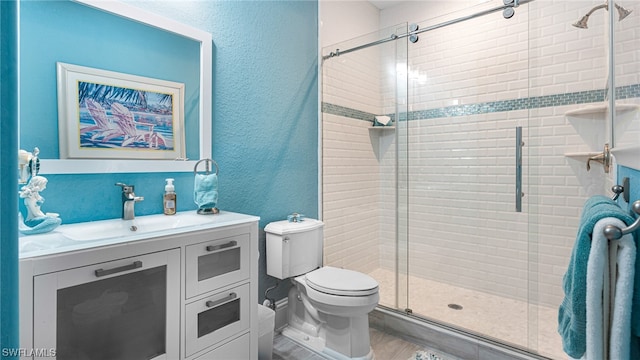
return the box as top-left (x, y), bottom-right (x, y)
top-left (603, 200), bottom-right (640, 240)
top-left (515, 126), bottom-right (523, 212)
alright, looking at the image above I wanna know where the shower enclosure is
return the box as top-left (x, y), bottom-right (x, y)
top-left (321, 1), bottom-right (638, 359)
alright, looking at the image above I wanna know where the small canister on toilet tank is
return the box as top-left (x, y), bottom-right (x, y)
top-left (264, 218), bottom-right (324, 279)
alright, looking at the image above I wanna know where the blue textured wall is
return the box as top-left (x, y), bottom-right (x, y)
top-left (20, 0), bottom-right (201, 161)
top-left (19, 0), bottom-right (318, 303)
top-left (1, 1), bottom-right (19, 356)
top-left (152, 0), bottom-right (320, 302)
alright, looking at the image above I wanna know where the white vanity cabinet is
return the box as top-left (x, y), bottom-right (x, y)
top-left (19, 212), bottom-right (259, 360)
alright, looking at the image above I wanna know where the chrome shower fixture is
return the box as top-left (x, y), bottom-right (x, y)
top-left (572, 4), bottom-right (606, 29)
top-left (615, 3), bottom-right (634, 20)
top-left (573, 2), bottom-right (633, 29)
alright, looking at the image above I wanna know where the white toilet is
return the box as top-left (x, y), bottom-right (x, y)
top-left (265, 218), bottom-right (379, 360)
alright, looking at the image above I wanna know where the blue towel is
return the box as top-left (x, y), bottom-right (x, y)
top-left (558, 195), bottom-right (635, 358)
top-left (194, 173), bottom-right (218, 210)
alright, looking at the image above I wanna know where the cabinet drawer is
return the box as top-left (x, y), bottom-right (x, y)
top-left (192, 332), bottom-right (250, 360)
top-left (186, 234), bottom-right (250, 298)
top-left (185, 283), bottom-right (250, 357)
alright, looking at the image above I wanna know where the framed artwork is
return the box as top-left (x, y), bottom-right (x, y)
top-left (57, 62), bottom-right (185, 160)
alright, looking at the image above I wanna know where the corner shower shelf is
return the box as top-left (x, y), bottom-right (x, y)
top-left (564, 147), bottom-right (640, 171)
top-left (564, 103), bottom-right (640, 117)
top-left (564, 152), bottom-right (602, 163)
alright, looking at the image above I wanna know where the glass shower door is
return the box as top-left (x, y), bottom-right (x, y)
top-left (321, 23), bottom-right (409, 314)
top-left (402, 6), bottom-right (537, 355)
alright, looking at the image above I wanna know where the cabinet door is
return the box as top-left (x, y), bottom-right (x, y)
top-left (185, 234), bottom-right (250, 298)
top-left (185, 283), bottom-right (250, 357)
top-left (33, 249), bottom-right (180, 360)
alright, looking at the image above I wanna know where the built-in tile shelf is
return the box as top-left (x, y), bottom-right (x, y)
top-left (564, 147), bottom-right (640, 171)
top-left (564, 103), bottom-right (640, 170)
top-left (368, 126), bottom-right (395, 131)
top-left (564, 152), bottom-right (602, 163)
top-left (564, 103), bottom-right (640, 117)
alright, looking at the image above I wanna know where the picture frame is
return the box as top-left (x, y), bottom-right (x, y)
top-left (57, 62), bottom-right (185, 160)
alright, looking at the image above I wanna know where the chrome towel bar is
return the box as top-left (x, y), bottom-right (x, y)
top-left (604, 200), bottom-right (640, 240)
top-left (194, 158), bottom-right (219, 175)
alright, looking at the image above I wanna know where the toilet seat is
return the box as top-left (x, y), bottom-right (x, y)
top-left (305, 266), bottom-right (378, 296)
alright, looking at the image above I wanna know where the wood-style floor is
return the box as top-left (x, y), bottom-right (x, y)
top-left (273, 328), bottom-right (425, 360)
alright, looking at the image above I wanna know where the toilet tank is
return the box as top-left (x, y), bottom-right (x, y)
top-left (265, 218), bottom-right (323, 279)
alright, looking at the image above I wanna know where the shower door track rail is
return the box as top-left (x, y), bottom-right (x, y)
top-left (322, 0), bottom-right (534, 60)
top-left (376, 305), bottom-right (553, 360)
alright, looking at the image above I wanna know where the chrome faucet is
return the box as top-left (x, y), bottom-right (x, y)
top-left (115, 183), bottom-right (144, 220)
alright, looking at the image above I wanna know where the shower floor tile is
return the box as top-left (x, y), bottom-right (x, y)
top-left (369, 268), bottom-right (563, 359)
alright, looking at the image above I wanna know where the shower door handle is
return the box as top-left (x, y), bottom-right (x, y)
top-left (515, 126), bottom-right (523, 212)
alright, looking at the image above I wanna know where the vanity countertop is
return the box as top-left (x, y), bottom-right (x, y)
top-left (19, 211), bottom-right (260, 259)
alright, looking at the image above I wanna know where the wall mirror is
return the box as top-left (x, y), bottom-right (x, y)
top-left (19, 0), bottom-right (212, 174)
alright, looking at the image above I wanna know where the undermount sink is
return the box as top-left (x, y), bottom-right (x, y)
top-left (60, 212), bottom-right (217, 241)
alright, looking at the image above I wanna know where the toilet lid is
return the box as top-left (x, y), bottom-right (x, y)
top-left (305, 266), bottom-right (379, 296)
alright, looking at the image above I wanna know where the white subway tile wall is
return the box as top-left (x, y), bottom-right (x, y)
top-left (323, 114), bottom-right (381, 273)
top-left (322, 32), bottom-right (384, 116)
top-left (323, 30), bottom-right (400, 275)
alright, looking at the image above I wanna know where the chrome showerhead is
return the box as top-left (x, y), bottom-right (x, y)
top-left (572, 2), bottom-right (633, 29)
top-left (573, 15), bottom-right (590, 29)
top-left (572, 3), bottom-right (606, 29)
top-left (615, 3), bottom-right (633, 20)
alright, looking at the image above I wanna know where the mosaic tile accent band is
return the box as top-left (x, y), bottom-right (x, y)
top-left (322, 102), bottom-right (375, 122)
top-left (322, 84), bottom-right (640, 122)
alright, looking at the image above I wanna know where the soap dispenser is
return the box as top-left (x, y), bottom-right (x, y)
top-left (163, 178), bottom-right (176, 215)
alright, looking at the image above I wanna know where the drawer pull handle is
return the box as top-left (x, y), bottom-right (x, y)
top-left (206, 292), bottom-right (237, 308)
top-left (95, 260), bottom-right (142, 277)
top-left (206, 241), bottom-right (237, 252)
